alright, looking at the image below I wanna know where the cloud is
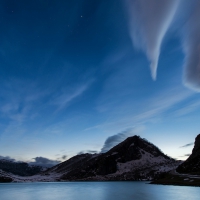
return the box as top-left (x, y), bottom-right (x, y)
top-left (182, 0), bottom-right (200, 91)
top-left (77, 150), bottom-right (99, 155)
top-left (0, 79), bottom-right (49, 123)
top-left (126, 0), bottom-right (180, 79)
top-left (132, 87), bottom-right (192, 123)
top-left (0, 155), bottom-right (16, 162)
top-left (180, 143), bottom-right (193, 148)
top-left (178, 153), bottom-right (191, 158)
top-left (55, 154), bottom-right (68, 161)
top-left (126, 0), bottom-right (200, 92)
top-left (52, 81), bottom-right (93, 111)
top-left (87, 86), bottom-right (192, 133)
top-left (184, 154), bottom-right (191, 157)
top-left (62, 155), bottom-right (67, 160)
top-left (174, 100), bottom-right (200, 116)
top-left (29, 157), bottom-right (60, 168)
top-left (101, 128), bottom-right (139, 153)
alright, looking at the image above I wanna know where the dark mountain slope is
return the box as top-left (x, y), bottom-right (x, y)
top-left (177, 134), bottom-right (200, 174)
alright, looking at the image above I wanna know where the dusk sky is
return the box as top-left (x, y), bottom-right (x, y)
top-left (0, 0), bottom-right (200, 166)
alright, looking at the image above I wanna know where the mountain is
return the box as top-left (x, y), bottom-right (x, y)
top-left (176, 134), bottom-right (200, 175)
top-left (44, 135), bottom-right (180, 181)
top-left (0, 159), bottom-right (45, 176)
top-left (0, 135), bottom-right (181, 182)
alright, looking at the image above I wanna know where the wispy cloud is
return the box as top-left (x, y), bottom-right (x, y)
top-left (132, 87), bottom-right (193, 123)
top-left (180, 143), bottom-right (193, 148)
top-left (52, 81), bottom-right (93, 111)
top-left (178, 153), bottom-right (191, 158)
top-left (174, 100), bottom-right (200, 116)
top-left (91, 86), bottom-right (193, 132)
top-left (126, 0), bottom-right (180, 79)
top-left (0, 79), bottom-right (49, 123)
top-left (184, 154), bottom-right (191, 157)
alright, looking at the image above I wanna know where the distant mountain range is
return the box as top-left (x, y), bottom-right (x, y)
top-left (0, 159), bottom-right (45, 176)
top-left (0, 134), bottom-right (200, 185)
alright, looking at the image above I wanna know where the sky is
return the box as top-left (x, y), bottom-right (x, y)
top-left (0, 0), bottom-right (200, 166)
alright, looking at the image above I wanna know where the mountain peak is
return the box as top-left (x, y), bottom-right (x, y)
top-left (107, 135), bottom-right (169, 163)
top-left (191, 134), bottom-right (200, 158)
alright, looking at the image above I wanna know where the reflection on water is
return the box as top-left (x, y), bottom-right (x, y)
top-left (0, 182), bottom-right (199, 200)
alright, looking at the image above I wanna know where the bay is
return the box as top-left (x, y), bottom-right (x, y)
top-left (0, 182), bottom-right (199, 200)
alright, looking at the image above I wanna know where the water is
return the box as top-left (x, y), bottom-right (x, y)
top-left (0, 182), bottom-right (199, 200)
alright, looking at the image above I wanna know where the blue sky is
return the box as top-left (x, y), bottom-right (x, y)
top-left (0, 0), bottom-right (200, 165)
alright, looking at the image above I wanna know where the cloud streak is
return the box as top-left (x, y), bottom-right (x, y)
top-left (184, 154), bottom-right (191, 157)
top-left (180, 143), bottom-right (193, 148)
top-left (52, 81), bottom-right (93, 111)
top-left (126, 0), bottom-right (180, 79)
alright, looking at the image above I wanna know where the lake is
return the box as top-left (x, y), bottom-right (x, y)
top-left (0, 182), bottom-right (199, 200)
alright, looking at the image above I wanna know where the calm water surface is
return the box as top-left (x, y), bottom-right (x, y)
top-left (0, 182), bottom-right (199, 200)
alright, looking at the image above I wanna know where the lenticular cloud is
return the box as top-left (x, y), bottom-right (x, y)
top-left (126, 0), bottom-right (180, 80)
